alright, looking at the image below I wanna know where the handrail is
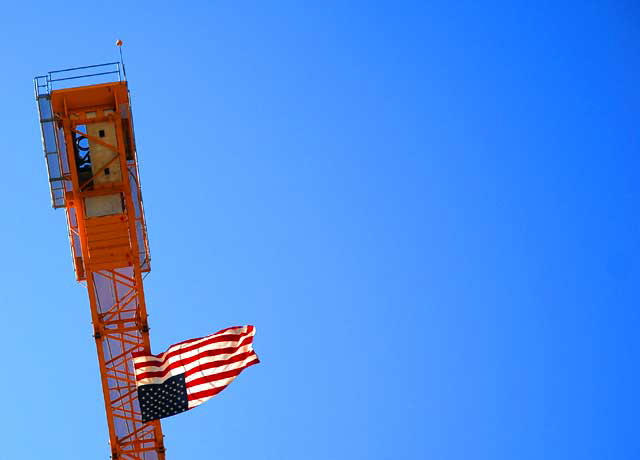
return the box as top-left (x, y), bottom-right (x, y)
top-left (34, 61), bottom-right (123, 94)
top-left (48, 61), bottom-right (120, 74)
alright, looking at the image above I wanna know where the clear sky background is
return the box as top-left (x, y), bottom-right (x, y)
top-left (0, 1), bottom-right (638, 459)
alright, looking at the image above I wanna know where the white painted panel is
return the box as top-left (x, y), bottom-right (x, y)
top-left (85, 194), bottom-right (123, 217)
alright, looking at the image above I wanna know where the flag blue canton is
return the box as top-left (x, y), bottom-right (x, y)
top-left (138, 373), bottom-right (189, 422)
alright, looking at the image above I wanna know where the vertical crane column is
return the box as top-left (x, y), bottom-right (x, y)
top-left (48, 81), bottom-right (166, 460)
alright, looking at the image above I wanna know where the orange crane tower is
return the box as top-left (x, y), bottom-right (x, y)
top-left (35, 63), bottom-right (166, 459)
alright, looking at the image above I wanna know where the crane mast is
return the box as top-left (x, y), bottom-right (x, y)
top-left (35, 64), bottom-right (166, 459)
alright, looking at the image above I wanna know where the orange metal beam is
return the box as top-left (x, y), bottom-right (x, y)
top-left (50, 81), bottom-right (165, 459)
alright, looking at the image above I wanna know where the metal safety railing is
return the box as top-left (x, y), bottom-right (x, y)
top-left (35, 62), bottom-right (123, 94)
top-left (34, 78), bottom-right (67, 208)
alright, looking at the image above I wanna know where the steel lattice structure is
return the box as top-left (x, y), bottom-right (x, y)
top-left (35, 64), bottom-right (166, 459)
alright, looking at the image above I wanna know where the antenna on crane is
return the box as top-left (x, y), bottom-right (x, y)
top-left (116, 39), bottom-right (127, 81)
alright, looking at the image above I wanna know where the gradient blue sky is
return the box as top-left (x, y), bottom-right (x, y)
top-left (0, 2), bottom-right (638, 459)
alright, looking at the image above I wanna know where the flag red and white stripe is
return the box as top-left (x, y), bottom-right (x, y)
top-left (132, 325), bottom-right (259, 412)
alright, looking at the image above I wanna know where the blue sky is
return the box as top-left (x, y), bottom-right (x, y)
top-left (0, 1), bottom-right (638, 459)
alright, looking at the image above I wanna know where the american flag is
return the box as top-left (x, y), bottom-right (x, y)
top-left (132, 325), bottom-right (259, 422)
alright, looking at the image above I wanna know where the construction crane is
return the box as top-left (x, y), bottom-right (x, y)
top-left (35, 60), bottom-right (166, 459)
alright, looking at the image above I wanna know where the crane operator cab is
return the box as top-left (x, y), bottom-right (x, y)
top-left (39, 78), bottom-right (151, 278)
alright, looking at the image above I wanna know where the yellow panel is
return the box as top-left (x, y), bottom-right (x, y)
top-left (87, 121), bottom-right (122, 185)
